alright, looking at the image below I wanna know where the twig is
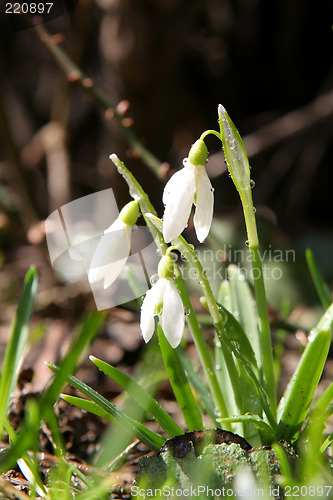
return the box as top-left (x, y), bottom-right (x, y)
top-left (243, 89), bottom-right (333, 157)
top-left (34, 25), bottom-right (164, 178)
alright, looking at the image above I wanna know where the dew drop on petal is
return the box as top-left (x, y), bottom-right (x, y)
top-left (245, 240), bottom-right (250, 247)
top-left (250, 179), bottom-right (256, 188)
top-left (150, 274), bottom-right (159, 286)
top-left (253, 207), bottom-right (256, 213)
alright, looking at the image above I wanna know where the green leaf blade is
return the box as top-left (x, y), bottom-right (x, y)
top-left (306, 248), bottom-right (332, 309)
top-left (0, 267), bottom-right (38, 438)
top-left (277, 303), bottom-right (333, 442)
top-left (158, 326), bottom-right (204, 431)
top-left (47, 363), bottom-right (165, 451)
top-left (89, 356), bottom-right (183, 437)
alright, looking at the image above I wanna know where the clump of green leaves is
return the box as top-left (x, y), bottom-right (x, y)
top-left (0, 106), bottom-right (332, 497)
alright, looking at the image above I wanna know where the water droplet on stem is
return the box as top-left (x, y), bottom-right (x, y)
top-left (184, 307), bottom-right (191, 316)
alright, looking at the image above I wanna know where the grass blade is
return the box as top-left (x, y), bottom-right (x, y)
top-left (219, 413), bottom-right (275, 443)
top-left (47, 363), bottom-right (165, 451)
top-left (0, 267), bottom-right (37, 438)
top-left (306, 248), bottom-right (332, 309)
top-left (0, 399), bottom-right (40, 474)
top-left (277, 303), bottom-right (333, 442)
top-left (176, 347), bottom-right (219, 426)
top-left (89, 356), bottom-right (183, 437)
top-left (157, 325), bottom-right (204, 431)
top-left (227, 264), bottom-right (261, 373)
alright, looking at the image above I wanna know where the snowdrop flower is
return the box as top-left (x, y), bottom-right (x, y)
top-left (162, 139), bottom-right (214, 243)
top-left (140, 253), bottom-right (184, 348)
top-left (88, 200), bottom-right (139, 289)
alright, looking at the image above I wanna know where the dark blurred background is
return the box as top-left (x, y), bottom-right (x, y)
top-left (1, 0), bottom-right (333, 293)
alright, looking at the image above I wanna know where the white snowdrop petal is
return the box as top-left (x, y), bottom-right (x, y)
top-left (104, 218), bottom-right (125, 234)
top-left (88, 220), bottom-right (131, 288)
top-left (140, 287), bottom-right (157, 343)
top-left (161, 280), bottom-right (184, 348)
top-left (103, 257), bottom-right (128, 289)
top-left (193, 167), bottom-right (214, 243)
top-left (140, 279), bottom-right (166, 343)
top-left (162, 167), bottom-right (196, 243)
top-left (162, 169), bottom-right (183, 205)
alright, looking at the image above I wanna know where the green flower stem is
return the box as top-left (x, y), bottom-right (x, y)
top-left (35, 25), bottom-right (163, 178)
top-left (110, 154), bottom-right (209, 429)
top-left (157, 324), bottom-right (204, 431)
top-left (200, 130), bottom-right (222, 142)
top-left (218, 106), bottom-right (276, 417)
top-left (147, 214), bottom-right (277, 430)
top-left (174, 268), bottom-right (230, 427)
top-left (250, 245), bottom-right (276, 413)
top-left (178, 239), bottom-right (275, 428)
top-left (242, 193), bottom-right (276, 415)
top-left (147, 214), bottom-right (235, 422)
top-left (241, 188), bottom-right (276, 414)
top-left (110, 154), bottom-right (166, 256)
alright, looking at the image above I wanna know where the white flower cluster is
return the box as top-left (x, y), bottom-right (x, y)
top-left (88, 138), bottom-right (214, 348)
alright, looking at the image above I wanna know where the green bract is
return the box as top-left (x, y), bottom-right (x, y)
top-left (188, 138), bottom-right (208, 166)
top-left (118, 199), bottom-right (140, 226)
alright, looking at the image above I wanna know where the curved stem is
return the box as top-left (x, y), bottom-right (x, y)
top-left (200, 130), bottom-right (222, 142)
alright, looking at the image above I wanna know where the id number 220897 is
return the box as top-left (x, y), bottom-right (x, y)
top-left (5, 3), bottom-right (53, 14)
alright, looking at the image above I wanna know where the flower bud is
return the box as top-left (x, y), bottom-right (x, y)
top-left (118, 200), bottom-right (140, 226)
top-left (188, 139), bottom-right (208, 166)
top-left (218, 105), bottom-right (250, 194)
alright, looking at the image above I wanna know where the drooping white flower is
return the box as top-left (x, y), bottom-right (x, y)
top-left (88, 200), bottom-right (139, 289)
top-left (162, 139), bottom-right (214, 243)
top-left (140, 254), bottom-right (184, 348)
